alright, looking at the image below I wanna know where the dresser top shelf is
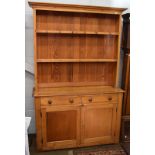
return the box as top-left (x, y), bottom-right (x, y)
top-left (29, 1), bottom-right (126, 15)
top-left (34, 86), bottom-right (124, 96)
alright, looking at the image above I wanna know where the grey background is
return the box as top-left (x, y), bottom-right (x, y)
top-left (25, 0), bottom-right (130, 134)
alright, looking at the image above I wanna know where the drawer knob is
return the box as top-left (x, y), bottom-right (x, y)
top-left (108, 97), bottom-right (112, 101)
top-left (88, 97), bottom-right (93, 102)
top-left (48, 100), bottom-right (52, 105)
top-left (69, 98), bottom-right (74, 103)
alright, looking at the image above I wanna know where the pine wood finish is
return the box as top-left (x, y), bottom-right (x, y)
top-left (29, 1), bottom-right (125, 151)
top-left (81, 103), bottom-right (116, 146)
top-left (41, 106), bottom-right (80, 149)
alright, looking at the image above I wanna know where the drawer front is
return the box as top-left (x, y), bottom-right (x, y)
top-left (41, 96), bottom-right (81, 106)
top-left (82, 94), bottom-right (118, 104)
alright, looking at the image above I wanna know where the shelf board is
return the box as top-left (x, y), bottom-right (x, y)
top-left (35, 85), bottom-right (124, 96)
top-left (36, 30), bottom-right (119, 36)
top-left (37, 59), bottom-right (117, 63)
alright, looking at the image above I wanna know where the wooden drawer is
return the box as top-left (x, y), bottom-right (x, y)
top-left (41, 96), bottom-right (81, 106)
top-left (82, 94), bottom-right (118, 104)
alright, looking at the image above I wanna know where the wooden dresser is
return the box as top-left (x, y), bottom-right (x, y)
top-left (28, 1), bottom-right (125, 151)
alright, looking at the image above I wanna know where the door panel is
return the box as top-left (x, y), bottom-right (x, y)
top-left (81, 103), bottom-right (116, 145)
top-left (41, 106), bottom-right (80, 149)
top-left (85, 107), bottom-right (113, 138)
top-left (46, 110), bottom-right (77, 142)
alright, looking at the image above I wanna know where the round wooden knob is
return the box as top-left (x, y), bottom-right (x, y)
top-left (48, 100), bottom-right (52, 104)
top-left (69, 98), bottom-right (74, 103)
top-left (88, 97), bottom-right (92, 102)
top-left (108, 97), bottom-right (112, 101)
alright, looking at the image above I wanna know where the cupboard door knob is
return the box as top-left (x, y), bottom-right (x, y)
top-left (108, 97), bottom-right (112, 101)
top-left (88, 97), bottom-right (92, 102)
top-left (69, 98), bottom-right (74, 103)
top-left (48, 100), bottom-right (52, 105)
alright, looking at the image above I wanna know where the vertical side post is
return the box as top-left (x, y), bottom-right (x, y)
top-left (33, 9), bottom-right (38, 93)
top-left (115, 15), bottom-right (122, 87)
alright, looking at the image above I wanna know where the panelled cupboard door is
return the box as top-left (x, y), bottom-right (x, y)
top-left (81, 103), bottom-right (116, 146)
top-left (41, 106), bottom-right (80, 150)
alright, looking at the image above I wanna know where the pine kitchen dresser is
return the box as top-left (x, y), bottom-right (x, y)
top-left (28, 1), bottom-right (125, 151)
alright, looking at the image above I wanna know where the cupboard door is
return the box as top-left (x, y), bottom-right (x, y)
top-left (41, 106), bottom-right (80, 150)
top-left (81, 103), bottom-right (116, 146)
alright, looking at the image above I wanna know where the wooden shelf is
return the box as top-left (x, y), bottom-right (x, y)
top-left (35, 85), bottom-right (124, 96)
top-left (36, 30), bottom-right (119, 36)
top-left (37, 59), bottom-right (117, 63)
